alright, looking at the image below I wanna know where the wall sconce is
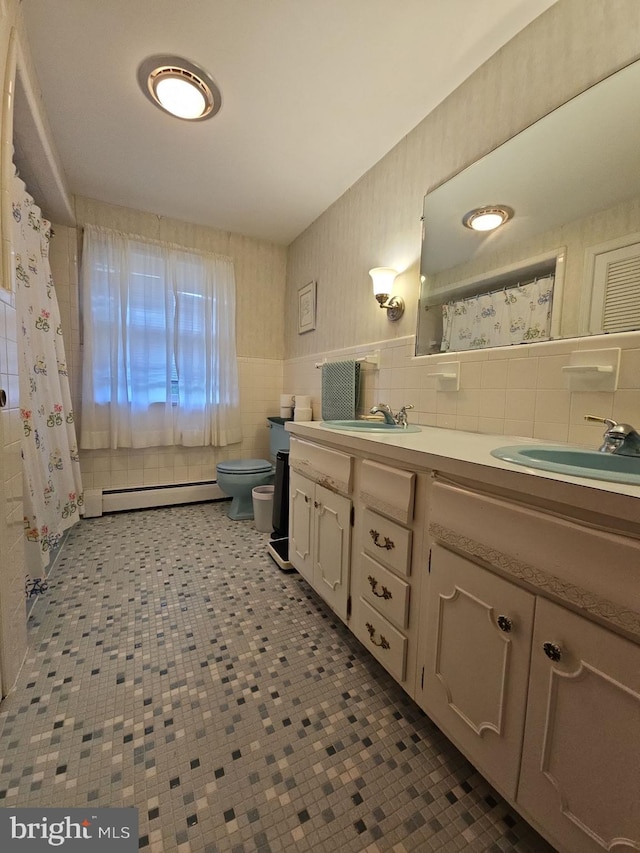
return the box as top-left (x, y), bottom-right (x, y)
top-left (369, 267), bottom-right (404, 321)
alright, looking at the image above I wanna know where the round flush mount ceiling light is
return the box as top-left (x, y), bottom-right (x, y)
top-left (462, 205), bottom-right (514, 232)
top-left (137, 55), bottom-right (222, 121)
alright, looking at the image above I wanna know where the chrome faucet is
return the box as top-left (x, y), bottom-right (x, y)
top-left (369, 403), bottom-right (414, 428)
top-left (584, 415), bottom-right (640, 456)
top-left (369, 403), bottom-right (396, 425)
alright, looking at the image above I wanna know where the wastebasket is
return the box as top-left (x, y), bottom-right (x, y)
top-left (252, 485), bottom-right (274, 533)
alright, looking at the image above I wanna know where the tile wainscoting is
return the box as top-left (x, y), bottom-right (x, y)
top-left (284, 332), bottom-right (640, 448)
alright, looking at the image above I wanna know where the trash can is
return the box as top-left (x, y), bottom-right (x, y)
top-left (252, 485), bottom-right (274, 533)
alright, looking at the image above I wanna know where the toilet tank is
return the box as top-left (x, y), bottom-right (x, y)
top-left (267, 416), bottom-right (292, 463)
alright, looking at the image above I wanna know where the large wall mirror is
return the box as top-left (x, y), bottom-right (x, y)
top-left (416, 59), bottom-right (640, 356)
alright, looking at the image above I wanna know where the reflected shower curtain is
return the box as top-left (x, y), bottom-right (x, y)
top-left (441, 275), bottom-right (554, 352)
top-left (12, 173), bottom-right (83, 576)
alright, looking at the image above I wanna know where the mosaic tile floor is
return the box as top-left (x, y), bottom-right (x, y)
top-left (0, 502), bottom-right (555, 852)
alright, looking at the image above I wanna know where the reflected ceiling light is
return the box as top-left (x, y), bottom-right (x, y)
top-left (462, 205), bottom-right (514, 232)
top-left (138, 55), bottom-right (222, 121)
top-left (369, 267), bottom-right (404, 321)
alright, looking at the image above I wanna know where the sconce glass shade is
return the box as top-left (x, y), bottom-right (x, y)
top-left (369, 267), bottom-right (398, 298)
top-left (368, 267), bottom-right (404, 320)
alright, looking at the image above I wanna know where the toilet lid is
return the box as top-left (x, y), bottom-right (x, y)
top-left (217, 459), bottom-right (272, 474)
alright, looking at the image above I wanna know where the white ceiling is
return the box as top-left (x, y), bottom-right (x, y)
top-left (19, 0), bottom-right (557, 245)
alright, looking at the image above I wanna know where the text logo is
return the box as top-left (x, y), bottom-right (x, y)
top-left (0, 809), bottom-right (138, 851)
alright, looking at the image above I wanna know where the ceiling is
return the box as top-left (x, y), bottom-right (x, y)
top-left (19, 0), bottom-right (557, 245)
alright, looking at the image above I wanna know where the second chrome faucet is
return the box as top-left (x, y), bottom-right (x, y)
top-left (369, 403), bottom-right (414, 428)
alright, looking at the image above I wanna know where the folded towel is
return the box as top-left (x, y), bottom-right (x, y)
top-left (321, 360), bottom-right (361, 420)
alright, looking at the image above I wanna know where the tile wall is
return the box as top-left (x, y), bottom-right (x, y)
top-left (284, 331), bottom-right (640, 448)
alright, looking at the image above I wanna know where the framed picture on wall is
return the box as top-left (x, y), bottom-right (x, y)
top-left (297, 280), bottom-right (316, 334)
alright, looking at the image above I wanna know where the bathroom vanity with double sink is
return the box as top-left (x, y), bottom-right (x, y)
top-left (285, 420), bottom-right (640, 853)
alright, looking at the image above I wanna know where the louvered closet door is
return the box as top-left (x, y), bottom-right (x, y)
top-left (590, 241), bottom-right (640, 333)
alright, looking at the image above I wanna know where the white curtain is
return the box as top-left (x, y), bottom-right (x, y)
top-left (80, 225), bottom-right (242, 449)
top-left (12, 174), bottom-right (83, 573)
top-left (441, 275), bottom-right (554, 352)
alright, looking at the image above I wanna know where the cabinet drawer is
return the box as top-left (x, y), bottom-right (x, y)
top-left (360, 460), bottom-right (415, 523)
top-left (360, 553), bottom-right (410, 629)
top-left (357, 599), bottom-right (408, 682)
top-left (289, 437), bottom-right (352, 494)
top-left (430, 479), bottom-right (640, 639)
top-left (362, 508), bottom-right (412, 576)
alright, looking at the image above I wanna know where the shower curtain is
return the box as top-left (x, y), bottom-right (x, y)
top-left (12, 173), bottom-right (83, 579)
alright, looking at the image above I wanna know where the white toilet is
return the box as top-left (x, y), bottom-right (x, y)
top-left (216, 459), bottom-right (274, 520)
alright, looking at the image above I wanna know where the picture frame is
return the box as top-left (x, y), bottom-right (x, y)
top-left (297, 280), bottom-right (316, 334)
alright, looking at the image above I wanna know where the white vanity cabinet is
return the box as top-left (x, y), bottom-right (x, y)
top-left (419, 475), bottom-right (640, 853)
top-left (420, 543), bottom-right (535, 800)
top-left (285, 423), bottom-right (640, 853)
top-left (350, 460), bottom-right (426, 693)
top-left (289, 470), bottom-right (352, 620)
top-left (518, 598), bottom-right (640, 853)
top-left (288, 438), bottom-right (353, 621)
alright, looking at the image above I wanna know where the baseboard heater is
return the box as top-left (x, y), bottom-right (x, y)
top-left (84, 481), bottom-right (226, 516)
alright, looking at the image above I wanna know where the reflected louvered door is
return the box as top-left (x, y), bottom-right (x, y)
top-left (591, 242), bottom-right (640, 333)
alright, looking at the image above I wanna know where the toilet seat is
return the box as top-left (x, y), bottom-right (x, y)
top-left (216, 459), bottom-right (272, 475)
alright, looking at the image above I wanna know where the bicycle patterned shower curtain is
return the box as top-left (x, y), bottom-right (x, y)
top-left (12, 173), bottom-right (83, 576)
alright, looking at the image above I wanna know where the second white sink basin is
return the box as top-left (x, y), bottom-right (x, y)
top-left (491, 445), bottom-right (640, 485)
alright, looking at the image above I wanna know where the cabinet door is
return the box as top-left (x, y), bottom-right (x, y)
top-left (289, 470), bottom-right (314, 584)
top-left (419, 544), bottom-right (535, 800)
top-left (314, 483), bottom-right (351, 621)
top-left (518, 598), bottom-right (640, 853)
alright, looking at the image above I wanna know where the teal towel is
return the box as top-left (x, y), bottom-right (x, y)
top-left (321, 360), bottom-right (361, 420)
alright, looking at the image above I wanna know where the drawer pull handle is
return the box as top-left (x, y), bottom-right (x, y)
top-left (370, 529), bottom-right (395, 551)
top-left (497, 615), bottom-right (512, 633)
top-left (543, 641), bottom-right (562, 662)
top-left (366, 622), bottom-right (390, 650)
top-left (368, 576), bottom-right (392, 600)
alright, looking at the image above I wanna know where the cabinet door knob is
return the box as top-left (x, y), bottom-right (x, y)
top-left (543, 641), bottom-right (562, 662)
top-left (496, 615), bottom-right (512, 633)
top-left (314, 500), bottom-right (319, 509)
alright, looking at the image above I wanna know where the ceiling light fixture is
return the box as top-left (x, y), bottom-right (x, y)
top-left (462, 205), bottom-right (514, 232)
top-left (137, 55), bottom-right (222, 121)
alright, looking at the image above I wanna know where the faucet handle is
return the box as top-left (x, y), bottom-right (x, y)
top-left (585, 414), bottom-right (636, 435)
top-left (584, 415), bottom-right (617, 428)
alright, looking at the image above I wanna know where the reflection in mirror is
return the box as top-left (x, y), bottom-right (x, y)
top-left (416, 59), bottom-right (640, 356)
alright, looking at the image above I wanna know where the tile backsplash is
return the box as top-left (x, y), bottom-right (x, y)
top-left (284, 332), bottom-right (640, 449)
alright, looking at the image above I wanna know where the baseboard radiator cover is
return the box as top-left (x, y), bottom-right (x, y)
top-left (84, 481), bottom-right (227, 517)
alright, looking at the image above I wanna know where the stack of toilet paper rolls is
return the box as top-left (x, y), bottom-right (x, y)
top-left (293, 395), bottom-right (312, 421)
top-left (280, 394), bottom-right (293, 418)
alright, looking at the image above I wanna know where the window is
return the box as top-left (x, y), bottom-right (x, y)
top-left (80, 225), bottom-right (242, 450)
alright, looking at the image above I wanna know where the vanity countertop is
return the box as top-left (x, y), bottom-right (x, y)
top-left (285, 421), bottom-right (640, 525)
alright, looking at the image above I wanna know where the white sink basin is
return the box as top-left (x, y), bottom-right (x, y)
top-left (491, 445), bottom-right (640, 485)
top-left (321, 420), bottom-right (421, 434)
